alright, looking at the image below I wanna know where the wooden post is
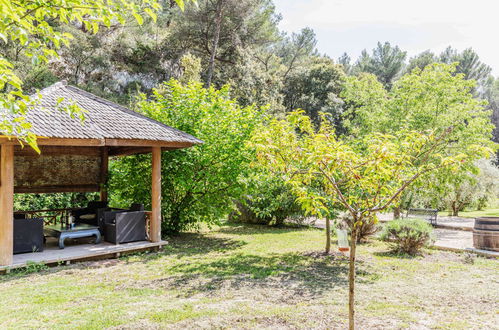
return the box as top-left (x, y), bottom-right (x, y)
top-left (100, 147), bottom-right (109, 202)
top-left (0, 145), bottom-right (14, 266)
top-left (150, 147), bottom-right (161, 242)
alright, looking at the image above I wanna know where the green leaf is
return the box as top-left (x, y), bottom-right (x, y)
top-left (91, 21), bottom-right (99, 34)
top-left (144, 8), bottom-right (157, 22)
top-left (133, 13), bottom-right (144, 25)
top-left (175, 0), bottom-right (185, 11)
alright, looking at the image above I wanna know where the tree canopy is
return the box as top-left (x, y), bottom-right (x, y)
top-left (0, 0), bottom-right (194, 148)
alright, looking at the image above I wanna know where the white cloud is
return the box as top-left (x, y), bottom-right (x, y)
top-left (274, 0), bottom-right (499, 74)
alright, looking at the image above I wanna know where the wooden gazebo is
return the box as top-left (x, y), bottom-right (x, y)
top-left (0, 81), bottom-right (201, 267)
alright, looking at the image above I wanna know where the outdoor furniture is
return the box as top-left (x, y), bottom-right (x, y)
top-left (14, 217), bottom-right (44, 254)
top-left (103, 210), bottom-right (147, 244)
top-left (44, 224), bottom-right (102, 249)
top-left (406, 208), bottom-right (438, 226)
top-left (73, 201), bottom-right (109, 227)
top-left (0, 81), bottom-right (200, 267)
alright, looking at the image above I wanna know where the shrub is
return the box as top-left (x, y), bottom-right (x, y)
top-left (109, 80), bottom-right (263, 234)
top-left (380, 218), bottom-right (434, 255)
top-left (339, 213), bottom-right (379, 243)
top-left (229, 172), bottom-right (305, 226)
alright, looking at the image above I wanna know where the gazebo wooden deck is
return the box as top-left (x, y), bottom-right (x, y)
top-left (0, 81), bottom-right (201, 271)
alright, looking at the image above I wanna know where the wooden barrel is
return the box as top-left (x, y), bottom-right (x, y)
top-left (473, 217), bottom-right (499, 251)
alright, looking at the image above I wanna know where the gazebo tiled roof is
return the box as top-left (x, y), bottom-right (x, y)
top-left (24, 81), bottom-right (202, 145)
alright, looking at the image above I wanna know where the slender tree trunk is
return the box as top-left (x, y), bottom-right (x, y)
top-left (451, 201), bottom-right (459, 216)
top-left (206, 0), bottom-right (224, 88)
top-left (393, 206), bottom-right (401, 219)
top-left (348, 226), bottom-right (358, 330)
top-left (325, 217), bottom-right (331, 254)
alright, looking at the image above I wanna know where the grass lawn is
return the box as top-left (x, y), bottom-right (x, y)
top-left (438, 200), bottom-right (499, 218)
top-left (1, 224), bottom-right (498, 329)
top-left (438, 208), bottom-right (499, 218)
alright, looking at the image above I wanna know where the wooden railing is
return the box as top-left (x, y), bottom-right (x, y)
top-left (14, 208), bottom-right (79, 225)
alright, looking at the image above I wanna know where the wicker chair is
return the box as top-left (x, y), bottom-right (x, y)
top-left (103, 210), bottom-right (147, 244)
top-left (101, 204), bottom-right (146, 244)
top-left (73, 201), bottom-right (109, 226)
top-left (13, 217), bottom-right (44, 254)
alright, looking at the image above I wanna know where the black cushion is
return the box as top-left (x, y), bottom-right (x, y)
top-left (87, 201), bottom-right (108, 209)
top-left (129, 203), bottom-right (144, 211)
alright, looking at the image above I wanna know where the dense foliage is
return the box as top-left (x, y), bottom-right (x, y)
top-left (4, 0), bottom-right (499, 226)
top-left (109, 80), bottom-right (263, 233)
top-left (230, 172), bottom-right (304, 226)
top-left (410, 158), bottom-right (499, 215)
top-left (14, 193), bottom-right (99, 211)
top-left (0, 0), bottom-right (174, 148)
top-left (342, 63), bottom-right (497, 214)
top-left (380, 218), bottom-right (434, 255)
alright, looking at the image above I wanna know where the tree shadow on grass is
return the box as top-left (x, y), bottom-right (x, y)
top-left (373, 250), bottom-right (421, 259)
top-left (216, 223), bottom-right (322, 236)
top-left (123, 233), bottom-right (248, 265)
top-left (0, 234), bottom-right (248, 281)
top-left (137, 250), bottom-right (377, 300)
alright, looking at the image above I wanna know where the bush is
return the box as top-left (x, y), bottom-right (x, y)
top-left (109, 80), bottom-right (263, 234)
top-left (380, 218), bottom-right (434, 255)
top-left (339, 213), bottom-right (379, 243)
top-left (229, 174), bottom-right (304, 226)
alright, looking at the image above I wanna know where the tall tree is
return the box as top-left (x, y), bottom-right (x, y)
top-left (483, 77), bottom-right (499, 158)
top-left (0, 0), bottom-right (170, 149)
top-left (170, 0), bottom-right (280, 86)
top-left (277, 27), bottom-right (318, 79)
top-left (282, 57), bottom-right (345, 126)
top-left (337, 52), bottom-right (353, 75)
top-left (206, 0), bottom-right (226, 87)
top-left (439, 47), bottom-right (492, 87)
top-left (405, 50), bottom-right (437, 73)
top-left (354, 42), bottom-right (406, 88)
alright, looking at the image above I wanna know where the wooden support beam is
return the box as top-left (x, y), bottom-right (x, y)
top-left (108, 147), bottom-right (153, 157)
top-left (14, 184), bottom-right (100, 194)
top-left (0, 145), bottom-right (14, 266)
top-left (15, 146), bottom-right (101, 157)
top-left (105, 139), bottom-right (194, 148)
top-left (150, 147), bottom-right (162, 243)
top-left (100, 147), bottom-right (109, 202)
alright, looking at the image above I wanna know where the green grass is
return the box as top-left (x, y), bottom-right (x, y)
top-left (438, 208), bottom-right (499, 218)
top-left (438, 199), bottom-right (499, 218)
top-left (1, 223), bottom-right (497, 329)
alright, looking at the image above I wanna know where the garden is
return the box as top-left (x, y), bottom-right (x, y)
top-left (1, 224), bottom-right (498, 329)
top-left (1, 1), bottom-right (499, 329)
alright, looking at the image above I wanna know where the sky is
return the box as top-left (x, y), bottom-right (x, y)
top-left (273, 0), bottom-right (499, 75)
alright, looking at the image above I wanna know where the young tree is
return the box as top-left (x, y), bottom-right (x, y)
top-left (251, 111), bottom-right (492, 329)
top-left (342, 63), bottom-right (497, 216)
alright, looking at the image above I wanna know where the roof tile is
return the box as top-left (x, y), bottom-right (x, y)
top-left (22, 82), bottom-right (202, 145)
